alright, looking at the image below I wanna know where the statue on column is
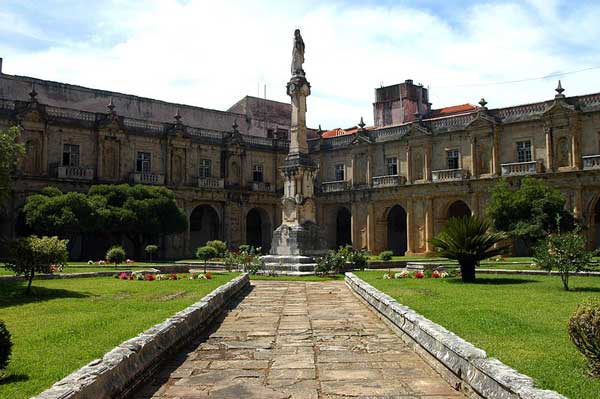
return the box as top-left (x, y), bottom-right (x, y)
top-left (291, 29), bottom-right (305, 76)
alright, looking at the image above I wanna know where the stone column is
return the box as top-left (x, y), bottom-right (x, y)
top-left (288, 82), bottom-right (309, 155)
top-left (42, 128), bottom-right (48, 176)
top-left (367, 203), bottom-right (375, 252)
top-left (571, 115), bottom-right (582, 170)
top-left (406, 199), bottom-right (414, 254)
top-left (471, 137), bottom-right (478, 178)
top-left (492, 126), bottom-right (500, 176)
top-left (406, 145), bottom-right (412, 183)
top-left (545, 126), bottom-right (554, 172)
top-left (425, 196), bottom-right (434, 253)
top-left (425, 143), bottom-right (432, 182)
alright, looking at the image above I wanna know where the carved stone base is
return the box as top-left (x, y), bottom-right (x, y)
top-left (260, 254), bottom-right (318, 275)
top-left (269, 222), bottom-right (327, 256)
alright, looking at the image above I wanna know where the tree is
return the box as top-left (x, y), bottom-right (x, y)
top-left (0, 320), bottom-right (12, 371)
top-left (106, 245), bottom-right (126, 267)
top-left (486, 177), bottom-right (575, 252)
top-left (145, 244), bottom-right (159, 261)
top-left (206, 240), bottom-right (227, 258)
top-left (429, 216), bottom-right (508, 282)
top-left (568, 299), bottom-right (600, 377)
top-left (5, 235), bottom-right (69, 294)
top-left (533, 218), bottom-right (596, 290)
top-left (0, 127), bottom-right (24, 202)
top-left (196, 246), bottom-right (218, 273)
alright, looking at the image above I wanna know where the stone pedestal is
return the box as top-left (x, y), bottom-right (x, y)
top-left (261, 72), bottom-right (327, 274)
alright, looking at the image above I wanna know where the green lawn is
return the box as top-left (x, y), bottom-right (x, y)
top-left (0, 273), bottom-right (239, 399)
top-left (355, 271), bottom-right (600, 399)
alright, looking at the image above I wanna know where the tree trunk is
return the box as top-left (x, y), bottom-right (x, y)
top-left (26, 269), bottom-right (35, 294)
top-left (459, 260), bottom-right (476, 282)
top-left (561, 272), bottom-right (570, 291)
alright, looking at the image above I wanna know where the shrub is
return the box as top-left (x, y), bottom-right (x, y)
top-left (196, 245), bottom-right (218, 273)
top-left (206, 240), bottom-right (227, 257)
top-left (429, 216), bottom-right (508, 282)
top-left (379, 250), bottom-right (393, 261)
top-left (568, 299), bottom-right (600, 377)
top-left (534, 218), bottom-right (596, 291)
top-left (0, 320), bottom-right (12, 371)
top-left (106, 245), bottom-right (126, 267)
top-left (315, 250), bottom-right (346, 276)
top-left (145, 244), bottom-right (159, 261)
top-left (5, 235), bottom-right (69, 294)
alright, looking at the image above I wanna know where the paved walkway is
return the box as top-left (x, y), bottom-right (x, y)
top-left (133, 281), bottom-right (465, 398)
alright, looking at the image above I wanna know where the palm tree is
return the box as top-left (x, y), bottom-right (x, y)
top-left (429, 216), bottom-right (508, 282)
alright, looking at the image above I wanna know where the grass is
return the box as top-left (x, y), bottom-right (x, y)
top-left (0, 273), bottom-right (239, 399)
top-left (355, 271), bottom-right (600, 399)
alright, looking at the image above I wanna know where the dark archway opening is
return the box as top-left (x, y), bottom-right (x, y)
top-left (448, 200), bottom-right (471, 219)
top-left (190, 205), bottom-right (220, 253)
top-left (336, 207), bottom-right (352, 248)
top-left (246, 208), bottom-right (272, 253)
top-left (387, 205), bottom-right (407, 255)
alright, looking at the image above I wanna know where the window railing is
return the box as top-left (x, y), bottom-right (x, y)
top-left (198, 177), bottom-right (224, 189)
top-left (500, 160), bottom-right (541, 176)
top-left (372, 174), bottom-right (406, 188)
top-left (431, 168), bottom-right (468, 182)
top-left (321, 180), bottom-right (350, 193)
top-left (57, 166), bottom-right (94, 180)
top-left (583, 155), bottom-right (600, 170)
top-left (250, 181), bottom-right (274, 192)
top-left (130, 172), bottom-right (165, 185)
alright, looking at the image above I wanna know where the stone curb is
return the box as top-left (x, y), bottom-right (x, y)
top-left (344, 272), bottom-right (566, 399)
top-left (477, 269), bottom-right (600, 277)
top-left (32, 273), bottom-right (250, 399)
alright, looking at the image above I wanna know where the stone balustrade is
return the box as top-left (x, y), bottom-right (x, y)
top-left (250, 181), bottom-right (274, 192)
top-left (321, 180), bottom-right (349, 193)
top-left (372, 174), bottom-right (406, 188)
top-left (583, 155), bottom-right (600, 170)
top-left (198, 177), bottom-right (224, 189)
top-left (431, 168), bottom-right (468, 182)
top-left (57, 166), bottom-right (94, 180)
top-left (500, 160), bottom-right (541, 176)
top-left (130, 172), bottom-right (165, 185)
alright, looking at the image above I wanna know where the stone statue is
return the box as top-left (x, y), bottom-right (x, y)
top-left (291, 29), bottom-right (305, 76)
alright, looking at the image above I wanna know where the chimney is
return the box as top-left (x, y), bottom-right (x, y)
top-left (373, 79), bottom-right (430, 126)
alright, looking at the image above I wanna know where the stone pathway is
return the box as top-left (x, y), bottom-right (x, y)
top-left (133, 281), bottom-right (465, 398)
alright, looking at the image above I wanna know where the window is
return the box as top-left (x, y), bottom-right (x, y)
top-left (252, 164), bottom-right (263, 182)
top-left (199, 159), bottom-right (211, 178)
top-left (136, 152), bottom-right (151, 173)
top-left (516, 141), bottom-right (532, 163)
top-left (447, 149), bottom-right (460, 170)
top-left (335, 163), bottom-right (345, 181)
top-left (385, 157), bottom-right (398, 175)
top-left (62, 144), bottom-right (80, 167)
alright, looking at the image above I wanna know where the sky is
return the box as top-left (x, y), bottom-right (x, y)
top-left (1, 0), bottom-right (600, 129)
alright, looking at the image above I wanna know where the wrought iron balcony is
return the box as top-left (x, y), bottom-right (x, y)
top-left (500, 160), bottom-right (541, 176)
top-left (197, 177), bottom-right (224, 189)
top-left (130, 172), bottom-right (165, 185)
top-left (583, 155), bottom-right (600, 170)
top-left (372, 174), bottom-right (406, 188)
top-left (250, 181), bottom-right (274, 192)
top-left (321, 180), bottom-right (350, 193)
top-left (57, 166), bottom-right (94, 181)
top-left (431, 168), bottom-right (468, 182)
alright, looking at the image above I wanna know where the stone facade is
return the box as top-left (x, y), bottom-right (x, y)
top-left (2, 63), bottom-right (600, 258)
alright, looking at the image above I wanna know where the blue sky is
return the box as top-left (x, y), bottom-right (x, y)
top-left (1, 0), bottom-right (600, 128)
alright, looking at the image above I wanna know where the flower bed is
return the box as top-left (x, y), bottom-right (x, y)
top-left (383, 269), bottom-right (450, 279)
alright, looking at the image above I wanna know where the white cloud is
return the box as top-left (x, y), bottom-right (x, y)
top-left (1, 0), bottom-right (599, 129)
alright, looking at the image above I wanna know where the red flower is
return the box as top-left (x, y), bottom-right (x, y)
top-left (119, 272), bottom-right (128, 280)
top-left (170, 273), bottom-right (178, 280)
top-left (432, 270), bottom-right (440, 278)
top-left (415, 271), bottom-right (425, 279)
top-left (205, 272), bottom-right (213, 280)
top-left (145, 274), bottom-right (155, 281)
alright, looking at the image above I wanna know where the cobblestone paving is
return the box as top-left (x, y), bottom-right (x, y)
top-left (133, 281), bottom-right (465, 398)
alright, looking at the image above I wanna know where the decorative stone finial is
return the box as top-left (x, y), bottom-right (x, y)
top-left (358, 117), bottom-right (365, 130)
top-left (232, 120), bottom-right (239, 133)
top-left (317, 124), bottom-right (323, 136)
top-left (174, 108), bottom-right (182, 123)
top-left (479, 98), bottom-right (488, 108)
top-left (555, 80), bottom-right (565, 98)
top-left (107, 97), bottom-right (116, 113)
top-left (29, 83), bottom-right (38, 101)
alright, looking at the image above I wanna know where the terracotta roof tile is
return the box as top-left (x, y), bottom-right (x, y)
top-left (430, 103), bottom-right (478, 117)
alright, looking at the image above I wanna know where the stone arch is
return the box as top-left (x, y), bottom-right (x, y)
top-left (335, 207), bottom-right (352, 248)
top-left (386, 205), bottom-right (407, 255)
top-left (189, 204), bottom-right (220, 252)
top-left (447, 200), bottom-right (471, 220)
top-left (246, 207), bottom-right (272, 253)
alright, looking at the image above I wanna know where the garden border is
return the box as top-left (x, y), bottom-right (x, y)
top-left (32, 273), bottom-right (250, 399)
top-left (345, 272), bottom-right (566, 399)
